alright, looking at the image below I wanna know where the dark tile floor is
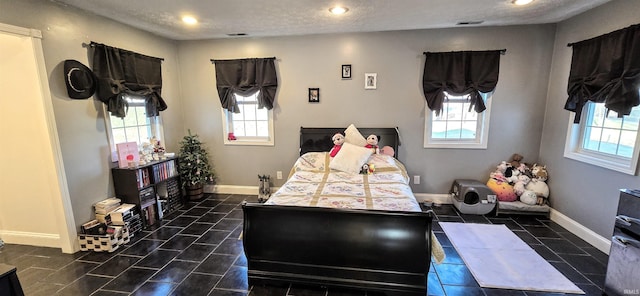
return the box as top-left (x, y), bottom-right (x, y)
top-left (0, 194), bottom-right (608, 296)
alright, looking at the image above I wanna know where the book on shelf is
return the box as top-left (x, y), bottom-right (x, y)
top-left (136, 168), bottom-right (151, 189)
top-left (151, 160), bottom-right (177, 183)
top-left (142, 204), bottom-right (156, 226)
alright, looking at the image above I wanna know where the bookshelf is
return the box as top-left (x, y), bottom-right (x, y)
top-left (111, 157), bottom-right (182, 228)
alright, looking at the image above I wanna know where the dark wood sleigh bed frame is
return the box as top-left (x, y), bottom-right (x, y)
top-left (242, 127), bottom-right (434, 295)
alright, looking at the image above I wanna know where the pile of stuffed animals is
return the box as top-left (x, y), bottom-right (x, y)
top-left (330, 132), bottom-right (395, 157)
top-left (329, 132), bottom-right (395, 174)
top-left (486, 154), bottom-right (550, 206)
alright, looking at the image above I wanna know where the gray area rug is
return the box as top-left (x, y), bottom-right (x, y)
top-left (440, 222), bottom-right (584, 294)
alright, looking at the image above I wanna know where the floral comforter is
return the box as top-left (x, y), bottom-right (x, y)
top-left (265, 152), bottom-right (421, 212)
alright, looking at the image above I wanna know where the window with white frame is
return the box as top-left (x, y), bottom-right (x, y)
top-left (424, 92), bottom-right (491, 149)
top-left (221, 91), bottom-right (274, 145)
top-left (564, 102), bottom-right (640, 175)
top-left (105, 94), bottom-right (164, 161)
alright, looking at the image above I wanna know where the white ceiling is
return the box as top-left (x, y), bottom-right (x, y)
top-left (52, 0), bottom-right (611, 40)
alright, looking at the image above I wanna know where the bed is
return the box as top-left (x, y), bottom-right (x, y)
top-left (242, 127), bottom-right (434, 296)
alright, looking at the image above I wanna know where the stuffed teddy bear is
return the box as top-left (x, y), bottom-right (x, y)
top-left (526, 178), bottom-right (549, 205)
top-left (490, 161), bottom-right (510, 182)
top-left (520, 190), bottom-right (538, 205)
top-left (509, 153), bottom-right (524, 168)
top-left (329, 132), bottom-right (345, 157)
top-left (496, 161), bottom-right (509, 174)
top-left (505, 166), bottom-right (520, 184)
top-left (516, 163), bottom-right (531, 178)
top-left (531, 164), bottom-right (548, 182)
top-left (527, 163), bottom-right (549, 205)
top-left (365, 134), bottom-right (380, 154)
top-left (513, 174), bottom-right (530, 196)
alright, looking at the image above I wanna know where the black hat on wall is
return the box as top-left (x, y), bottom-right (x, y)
top-left (64, 59), bottom-right (96, 99)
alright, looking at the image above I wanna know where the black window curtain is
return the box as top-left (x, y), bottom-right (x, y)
top-left (565, 24), bottom-right (640, 123)
top-left (212, 58), bottom-right (278, 113)
top-left (422, 50), bottom-right (503, 115)
top-left (91, 42), bottom-right (167, 118)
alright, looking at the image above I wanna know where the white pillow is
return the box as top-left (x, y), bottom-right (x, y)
top-left (330, 142), bottom-right (373, 174)
top-left (344, 124), bottom-right (367, 147)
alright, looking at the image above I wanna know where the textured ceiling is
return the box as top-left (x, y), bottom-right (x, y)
top-left (51, 0), bottom-right (611, 40)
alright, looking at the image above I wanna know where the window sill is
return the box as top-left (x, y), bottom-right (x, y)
top-left (224, 139), bottom-right (274, 146)
top-left (424, 141), bottom-right (487, 149)
top-left (564, 112), bottom-right (638, 176)
top-left (564, 149), bottom-right (636, 175)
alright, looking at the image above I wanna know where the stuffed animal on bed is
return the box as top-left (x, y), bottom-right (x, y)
top-left (365, 134), bottom-right (380, 154)
top-left (329, 132), bottom-right (345, 157)
top-left (360, 163), bottom-right (370, 174)
top-left (359, 163), bottom-right (375, 174)
top-left (380, 146), bottom-right (395, 157)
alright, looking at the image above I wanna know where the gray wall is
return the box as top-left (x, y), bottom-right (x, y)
top-left (178, 25), bottom-right (555, 193)
top-left (3, 0), bottom-right (635, 241)
top-left (541, 0), bottom-right (640, 238)
top-left (0, 0), bottom-right (184, 229)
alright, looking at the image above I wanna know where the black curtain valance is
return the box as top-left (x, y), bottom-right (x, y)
top-left (91, 42), bottom-right (167, 118)
top-left (565, 24), bottom-right (640, 123)
top-left (212, 58), bottom-right (278, 113)
top-left (422, 50), bottom-right (503, 115)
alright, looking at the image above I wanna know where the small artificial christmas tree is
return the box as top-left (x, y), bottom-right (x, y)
top-left (179, 130), bottom-right (215, 200)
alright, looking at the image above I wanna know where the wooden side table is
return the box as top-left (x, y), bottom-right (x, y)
top-left (0, 263), bottom-right (24, 296)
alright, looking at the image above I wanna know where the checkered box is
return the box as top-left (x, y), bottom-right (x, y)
top-left (78, 225), bottom-right (130, 252)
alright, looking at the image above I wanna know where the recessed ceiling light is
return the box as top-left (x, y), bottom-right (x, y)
top-left (329, 6), bottom-right (349, 15)
top-left (182, 16), bottom-right (198, 25)
top-left (512, 0), bottom-right (533, 5)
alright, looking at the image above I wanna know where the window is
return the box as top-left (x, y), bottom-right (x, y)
top-left (104, 94), bottom-right (164, 161)
top-left (221, 91), bottom-right (274, 146)
top-left (424, 92), bottom-right (491, 149)
top-left (565, 102), bottom-right (640, 175)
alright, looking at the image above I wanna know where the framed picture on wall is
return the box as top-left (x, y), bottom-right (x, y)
top-left (364, 73), bottom-right (377, 89)
top-left (342, 64), bottom-right (352, 79)
top-left (309, 88), bottom-right (320, 103)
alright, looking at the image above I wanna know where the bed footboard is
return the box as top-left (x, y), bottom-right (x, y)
top-left (242, 203), bottom-right (433, 295)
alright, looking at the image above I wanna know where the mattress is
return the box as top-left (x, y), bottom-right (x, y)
top-left (266, 152), bottom-right (421, 212)
top-left (264, 151), bottom-right (445, 263)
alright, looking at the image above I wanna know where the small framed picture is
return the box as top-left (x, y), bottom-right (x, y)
top-left (308, 88), bottom-right (320, 103)
top-left (364, 73), bottom-right (377, 89)
top-left (342, 64), bottom-right (352, 79)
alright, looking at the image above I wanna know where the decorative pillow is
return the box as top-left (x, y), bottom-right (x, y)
top-left (486, 178), bottom-right (517, 202)
top-left (344, 124), bottom-right (367, 147)
top-left (329, 142), bottom-right (373, 174)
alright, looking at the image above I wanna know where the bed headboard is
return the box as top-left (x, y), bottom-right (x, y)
top-left (300, 127), bottom-right (400, 157)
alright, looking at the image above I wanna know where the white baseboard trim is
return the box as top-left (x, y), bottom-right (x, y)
top-left (549, 209), bottom-right (611, 255)
top-left (416, 193), bottom-right (611, 254)
top-left (206, 185), bottom-right (280, 196)
top-left (414, 193), bottom-right (452, 204)
top-left (0, 230), bottom-right (61, 249)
